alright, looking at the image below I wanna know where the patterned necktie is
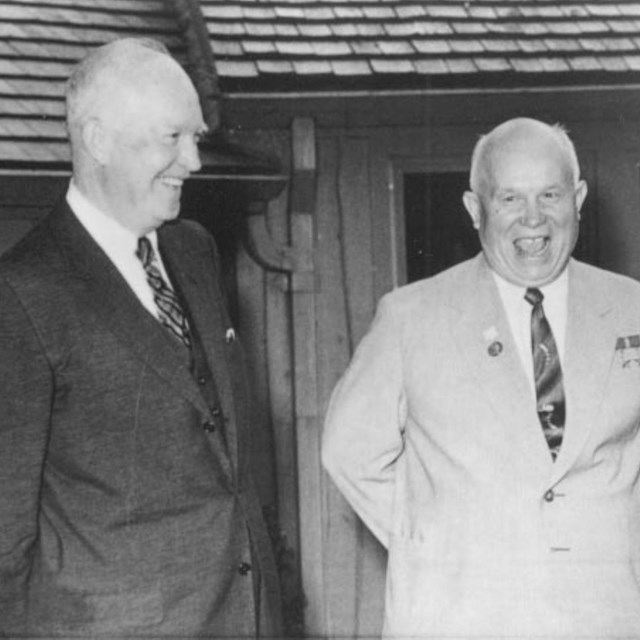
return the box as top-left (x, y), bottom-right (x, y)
top-left (524, 287), bottom-right (565, 461)
top-left (136, 236), bottom-right (191, 349)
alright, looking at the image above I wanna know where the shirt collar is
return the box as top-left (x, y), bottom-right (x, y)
top-left (66, 181), bottom-right (159, 255)
top-left (491, 267), bottom-right (569, 308)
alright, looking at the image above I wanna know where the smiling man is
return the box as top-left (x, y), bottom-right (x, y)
top-left (0, 39), bottom-right (281, 637)
top-left (464, 119), bottom-right (587, 289)
top-left (323, 118), bottom-right (640, 638)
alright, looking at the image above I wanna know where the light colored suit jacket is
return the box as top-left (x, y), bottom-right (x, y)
top-left (323, 253), bottom-right (640, 639)
top-left (0, 202), bottom-right (281, 637)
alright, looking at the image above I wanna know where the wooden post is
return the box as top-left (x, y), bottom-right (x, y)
top-left (238, 118), bottom-right (320, 635)
top-left (289, 117), bottom-right (323, 635)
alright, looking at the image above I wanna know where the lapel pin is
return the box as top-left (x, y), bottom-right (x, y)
top-left (488, 341), bottom-right (503, 357)
top-left (483, 326), bottom-right (502, 357)
top-left (225, 328), bottom-right (236, 344)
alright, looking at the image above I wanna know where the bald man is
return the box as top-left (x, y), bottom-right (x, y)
top-left (323, 118), bottom-right (640, 638)
top-left (0, 38), bottom-right (281, 637)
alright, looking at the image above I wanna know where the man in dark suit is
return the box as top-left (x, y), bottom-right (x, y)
top-left (0, 37), bottom-right (281, 637)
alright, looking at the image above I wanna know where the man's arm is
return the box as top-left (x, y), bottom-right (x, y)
top-left (321, 294), bottom-right (406, 548)
top-left (0, 279), bottom-right (52, 632)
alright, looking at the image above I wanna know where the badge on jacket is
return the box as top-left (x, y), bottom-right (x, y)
top-left (616, 334), bottom-right (640, 368)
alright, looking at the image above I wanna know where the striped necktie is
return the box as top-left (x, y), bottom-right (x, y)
top-left (524, 287), bottom-right (565, 461)
top-left (136, 236), bottom-right (191, 349)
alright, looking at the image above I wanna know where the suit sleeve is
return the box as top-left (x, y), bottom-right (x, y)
top-left (0, 279), bottom-right (53, 633)
top-left (321, 293), bottom-right (406, 548)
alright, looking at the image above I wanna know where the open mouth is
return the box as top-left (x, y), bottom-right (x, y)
top-left (160, 176), bottom-right (184, 190)
top-left (514, 236), bottom-right (549, 257)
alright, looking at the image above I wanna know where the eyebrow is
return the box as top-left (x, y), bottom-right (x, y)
top-left (540, 184), bottom-right (566, 193)
top-left (494, 181), bottom-right (565, 193)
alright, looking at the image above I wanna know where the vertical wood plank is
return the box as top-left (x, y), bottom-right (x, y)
top-left (259, 133), bottom-right (302, 559)
top-left (289, 118), bottom-right (327, 636)
top-left (235, 127), bottom-right (306, 634)
top-left (337, 135), bottom-right (387, 638)
top-left (315, 133), bottom-right (360, 639)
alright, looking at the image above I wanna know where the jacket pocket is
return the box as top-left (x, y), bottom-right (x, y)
top-left (87, 589), bottom-right (164, 630)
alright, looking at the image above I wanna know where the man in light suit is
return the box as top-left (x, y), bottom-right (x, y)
top-left (322, 117), bottom-right (640, 638)
top-left (0, 38), bottom-right (281, 636)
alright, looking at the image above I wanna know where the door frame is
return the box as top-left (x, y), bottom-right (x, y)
top-left (390, 155), bottom-right (470, 287)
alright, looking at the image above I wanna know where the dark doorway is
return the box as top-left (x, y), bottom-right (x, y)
top-left (404, 172), bottom-right (480, 283)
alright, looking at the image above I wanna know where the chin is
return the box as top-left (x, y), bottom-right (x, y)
top-left (522, 273), bottom-right (558, 287)
top-left (159, 206), bottom-right (181, 222)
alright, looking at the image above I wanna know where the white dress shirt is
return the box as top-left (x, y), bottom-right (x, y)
top-left (66, 181), bottom-right (173, 320)
top-left (492, 268), bottom-right (568, 396)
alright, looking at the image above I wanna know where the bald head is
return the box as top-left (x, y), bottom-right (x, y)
top-left (469, 118), bottom-right (581, 196)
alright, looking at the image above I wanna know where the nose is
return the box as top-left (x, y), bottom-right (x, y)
top-left (180, 136), bottom-right (202, 174)
top-left (521, 198), bottom-right (544, 227)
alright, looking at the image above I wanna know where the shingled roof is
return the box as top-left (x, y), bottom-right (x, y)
top-left (2, 0), bottom-right (640, 166)
top-left (204, 0), bottom-right (640, 92)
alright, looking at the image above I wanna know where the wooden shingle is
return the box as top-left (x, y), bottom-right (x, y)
top-left (624, 54), bottom-right (640, 69)
top-left (256, 59), bottom-right (295, 74)
top-left (568, 55), bottom-right (603, 71)
top-left (598, 56), bottom-right (629, 71)
top-left (412, 40), bottom-right (452, 55)
top-left (292, 59), bottom-right (332, 75)
top-left (331, 59), bottom-right (372, 76)
top-left (475, 57), bottom-right (512, 72)
top-left (445, 58), bottom-right (478, 73)
top-left (370, 58), bottom-right (416, 73)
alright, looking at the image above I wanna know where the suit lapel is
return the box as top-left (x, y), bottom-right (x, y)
top-left (451, 256), bottom-right (553, 476)
top-left (51, 203), bottom-right (210, 416)
top-left (550, 260), bottom-right (617, 483)
top-left (159, 227), bottom-right (240, 466)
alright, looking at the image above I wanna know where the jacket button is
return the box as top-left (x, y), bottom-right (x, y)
top-left (202, 420), bottom-right (216, 433)
top-left (238, 562), bottom-right (252, 576)
top-left (544, 489), bottom-right (555, 502)
top-left (197, 375), bottom-right (207, 386)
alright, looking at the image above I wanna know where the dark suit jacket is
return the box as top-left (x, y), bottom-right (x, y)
top-left (0, 200), bottom-right (281, 637)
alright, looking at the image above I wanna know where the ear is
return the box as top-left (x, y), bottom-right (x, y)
top-left (574, 179), bottom-right (588, 218)
top-left (463, 190), bottom-right (482, 230)
top-left (81, 118), bottom-right (111, 165)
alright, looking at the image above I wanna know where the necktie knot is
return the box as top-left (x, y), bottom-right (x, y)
top-left (136, 236), bottom-right (153, 269)
top-left (525, 287), bottom-right (544, 307)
